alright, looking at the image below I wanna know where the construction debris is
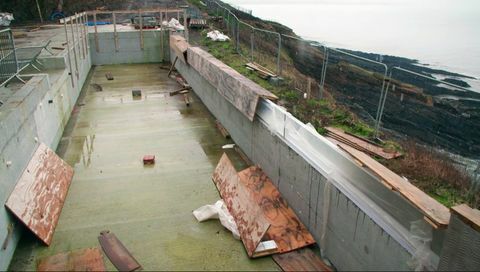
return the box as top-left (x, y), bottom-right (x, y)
top-left (143, 155), bottom-right (155, 165)
top-left (98, 230), bottom-right (141, 272)
top-left (189, 18), bottom-right (207, 29)
top-left (325, 127), bottom-right (401, 160)
top-left (91, 83), bottom-right (103, 92)
top-left (212, 153), bottom-right (316, 257)
top-left (51, 46), bottom-right (65, 50)
top-left (5, 143), bottom-right (74, 246)
top-left (206, 30), bottom-right (230, 42)
top-left (169, 87), bottom-right (190, 96)
top-left (183, 93), bottom-right (191, 106)
top-left (162, 18), bottom-right (184, 31)
top-left (245, 62), bottom-right (278, 80)
top-left (212, 154), bottom-right (271, 258)
top-left (193, 200), bottom-right (240, 239)
top-left (37, 248), bottom-right (106, 272)
top-left (132, 90), bottom-right (142, 98)
top-left (215, 120), bottom-right (230, 139)
top-left (338, 144), bottom-right (450, 228)
top-left (105, 72), bottom-right (114, 80)
top-left (273, 247), bottom-right (332, 272)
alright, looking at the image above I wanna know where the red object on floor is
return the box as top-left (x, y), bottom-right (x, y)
top-left (143, 155), bottom-right (155, 165)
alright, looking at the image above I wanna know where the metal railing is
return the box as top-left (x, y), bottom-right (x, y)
top-left (204, 0), bottom-right (478, 142)
top-left (0, 28), bottom-right (18, 87)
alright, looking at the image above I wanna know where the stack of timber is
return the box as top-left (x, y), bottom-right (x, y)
top-left (325, 127), bottom-right (401, 160)
top-left (189, 18), bottom-right (207, 28)
top-left (246, 62), bottom-right (277, 80)
top-left (338, 144), bottom-right (450, 229)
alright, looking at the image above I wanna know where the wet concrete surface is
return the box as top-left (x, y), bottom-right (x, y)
top-left (9, 63), bottom-right (279, 271)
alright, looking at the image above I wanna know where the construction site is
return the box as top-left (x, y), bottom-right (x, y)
top-left (0, 0), bottom-right (479, 271)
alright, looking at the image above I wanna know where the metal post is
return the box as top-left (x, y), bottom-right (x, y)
top-left (63, 18), bottom-right (74, 87)
top-left (236, 19), bottom-right (240, 53)
top-left (83, 13), bottom-right (89, 52)
top-left (159, 11), bottom-right (163, 26)
top-left (375, 70), bottom-right (392, 137)
top-left (183, 9), bottom-right (189, 42)
top-left (75, 13), bottom-right (84, 59)
top-left (69, 16), bottom-right (79, 79)
top-left (250, 28), bottom-right (254, 62)
top-left (277, 33), bottom-right (281, 75)
top-left (113, 12), bottom-right (118, 52)
top-left (139, 11), bottom-right (144, 50)
top-left (93, 11), bottom-right (99, 52)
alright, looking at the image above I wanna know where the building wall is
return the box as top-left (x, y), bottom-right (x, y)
top-left (171, 47), bottom-right (432, 270)
top-left (89, 30), bottom-right (169, 65)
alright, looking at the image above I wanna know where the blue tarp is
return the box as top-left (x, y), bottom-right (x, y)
top-left (85, 21), bottom-right (112, 26)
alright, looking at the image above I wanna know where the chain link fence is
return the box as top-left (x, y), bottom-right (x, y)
top-left (0, 29), bottom-right (18, 87)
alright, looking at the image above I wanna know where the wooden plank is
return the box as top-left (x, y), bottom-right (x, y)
top-left (170, 35), bottom-right (189, 64)
top-left (273, 247), bottom-right (332, 272)
top-left (338, 143), bottom-right (450, 228)
top-left (169, 87), bottom-right (190, 96)
top-left (37, 248), bottom-right (106, 271)
top-left (187, 47), bottom-right (278, 121)
top-left (105, 72), bottom-right (114, 80)
top-left (212, 153), bottom-right (272, 258)
top-left (98, 230), bottom-right (141, 271)
top-left (5, 143), bottom-right (74, 246)
top-left (326, 127), bottom-right (401, 160)
top-left (451, 204), bottom-right (480, 232)
top-left (237, 166), bottom-right (316, 253)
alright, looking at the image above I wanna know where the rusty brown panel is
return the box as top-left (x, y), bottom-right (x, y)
top-left (98, 230), bottom-right (141, 272)
top-left (5, 143), bottom-right (74, 246)
top-left (273, 247), bottom-right (332, 272)
top-left (238, 166), bottom-right (316, 254)
top-left (170, 35), bottom-right (188, 64)
top-left (212, 153), bottom-right (271, 257)
top-left (37, 248), bottom-right (106, 271)
top-left (187, 46), bottom-right (278, 121)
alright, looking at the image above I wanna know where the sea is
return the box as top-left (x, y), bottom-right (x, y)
top-left (224, 0), bottom-right (480, 91)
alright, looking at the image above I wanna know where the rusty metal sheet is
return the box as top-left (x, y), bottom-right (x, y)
top-left (187, 46), bottom-right (278, 121)
top-left (37, 248), bottom-right (106, 271)
top-left (273, 247), bottom-right (332, 272)
top-left (5, 143), bottom-right (74, 246)
top-left (98, 230), bottom-right (141, 271)
top-left (212, 153), bottom-right (271, 257)
top-left (238, 166), bottom-right (316, 254)
top-left (170, 35), bottom-right (189, 64)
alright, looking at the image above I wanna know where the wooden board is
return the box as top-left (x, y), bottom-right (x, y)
top-left (5, 143), bottom-right (74, 245)
top-left (37, 248), bottom-right (106, 271)
top-left (98, 230), bottom-right (141, 271)
top-left (212, 153), bottom-right (271, 257)
top-left (273, 247), bottom-right (332, 272)
top-left (187, 47), bottom-right (277, 121)
top-left (451, 204), bottom-right (480, 232)
top-left (338, 143), bottom-right (450, 228)
top-left (326, 127), bottom-right (401, 160)
top-left (170, 35), bottom-right (189, 64)
top-left (238, 166), bottom-right (316, 253)
top-left (105, 72), bottom-right (114, 80)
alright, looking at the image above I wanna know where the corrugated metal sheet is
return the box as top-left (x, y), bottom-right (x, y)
top-left (5, 143), bottom-right (74, 245)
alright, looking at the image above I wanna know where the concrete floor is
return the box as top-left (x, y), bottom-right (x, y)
top-left (9, 63), bottom-right (279, 271)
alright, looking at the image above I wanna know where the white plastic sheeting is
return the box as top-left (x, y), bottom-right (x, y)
top-left (193, 200), bottom-right (240, 240)
top-left (255, 98), bottom-right (438, 267)
top-left (206, 30), bottom-right (230, 42)
top-left (0, 13), bottom-right (14, 26)
top-left (162, 18), bottom-right (184, 31)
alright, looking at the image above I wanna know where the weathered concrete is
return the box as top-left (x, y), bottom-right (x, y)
top-left (0, 34), bottom-right (91, 270)
top-left (172, 46), bottom-right (441, 270)
top-left (89, 30), bottom-right (169, 65)
top-left (8, 64), bottom-right (279, 271)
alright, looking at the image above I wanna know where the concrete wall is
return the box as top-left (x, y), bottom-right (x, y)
top-left (0, 43), bottom-right (91, 270)
top-left (171, 48), bottom-right (443, 270)
top-left (89, 30), bottom-right (169, 65)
